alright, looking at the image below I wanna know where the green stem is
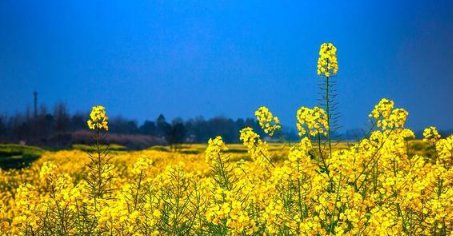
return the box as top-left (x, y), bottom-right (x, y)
top-left (326, 76), bottom-right (332, 159)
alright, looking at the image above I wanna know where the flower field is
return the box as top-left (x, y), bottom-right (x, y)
top-left (0, 44), bottom-right (452, 235)
top-left (0, 99), bottom-right (452, 235)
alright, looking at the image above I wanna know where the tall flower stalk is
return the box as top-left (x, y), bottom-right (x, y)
top-left (86, 105), bottom-right (113, 226)
top-left (317, 43), bottom-right (339, 159)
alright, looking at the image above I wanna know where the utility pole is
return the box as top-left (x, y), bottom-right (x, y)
top-left (33, 91), bottom-right (38, 118)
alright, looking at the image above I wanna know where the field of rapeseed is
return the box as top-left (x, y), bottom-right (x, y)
top-left (0, 44), bottom-right (452, 235)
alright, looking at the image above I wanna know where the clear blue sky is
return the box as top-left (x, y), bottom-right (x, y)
top-left (0, 0), bottom-right (452, 130)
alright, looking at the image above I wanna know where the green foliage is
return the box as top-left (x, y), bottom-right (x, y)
top-left (407, 140), bottom-right (437, 160)
top-left (0, 144), bottom-right (44, 169)
top-left (148, 145), bottom-right (171, 152)
top-left (72, 144), bottom-right (127, 152)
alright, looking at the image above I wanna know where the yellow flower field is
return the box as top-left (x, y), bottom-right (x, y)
top-left (0, 99), bottom-right (452, 235)
top-left (0, 43), bottom-right (452, 235)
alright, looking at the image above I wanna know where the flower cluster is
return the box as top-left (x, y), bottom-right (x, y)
top-left (436, 135), bottom-right (453, 167)
top-left (205, 136), bottom-right (228, 165)
top-left (369, 98), bottom-right (408, 130)
top-left (296, 106), bottom-right (329, 137)
top-left (239, 127), bottom-right (271, 165)
top-left (317, 43), bottom-right (338, 77)
top-left (288, 137), bottom-right (312, 163)
top-left (255, 106), bottom-right (281, 136)
top-left (1, 40), bottom-right (452, 234)
top-left (423, 126), bottom-right (441, 142)
top-left (87, 106), bottom-right (109, 131)
top-left (1, 98), bottom-right (452, 235)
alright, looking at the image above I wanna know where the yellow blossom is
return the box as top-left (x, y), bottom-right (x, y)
top-left (255, 106), bottom-right (281, 136)
top-left (296, 106), bottom-right (329, 137)
top-left (423, 126), bottom-right (441, 142)
top-left (317, 42), bottom-right (338, 77)
top-left (87, 105), bottom-right (109, 131)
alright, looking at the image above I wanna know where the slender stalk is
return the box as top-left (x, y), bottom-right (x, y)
top-left (325, 75), bottom-right (332, 159)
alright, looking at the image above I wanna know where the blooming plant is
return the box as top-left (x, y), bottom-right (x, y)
top-left (0, 46), bottom-right (452, 236)
top-left (255, 106), bottom-right (281, 136)
top-left (424, 126), bottom-right (441, 142)
top-left (87, 106), bottom-right (109, 131)
top-left (317, 43), bottom-right (338, 77)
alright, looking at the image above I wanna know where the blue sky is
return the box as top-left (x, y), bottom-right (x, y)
top-left (0, 0), bottom-right (452, 130)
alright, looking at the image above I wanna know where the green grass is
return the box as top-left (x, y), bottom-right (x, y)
top-left (0, 144), bottom-right (44, 169)
top-left (72, 144), bottom-right (127, 152)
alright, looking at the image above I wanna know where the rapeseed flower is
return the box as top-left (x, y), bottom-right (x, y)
top-left (423, 126), bottom-right (441, 142)
top-left (87, 105), bottom-right (109, 131)
top-left (255, 106), bottom-right (281, 136)
top-left (317, 43), bottom-right (338, 77)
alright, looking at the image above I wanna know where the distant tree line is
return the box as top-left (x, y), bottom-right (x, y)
top-left (0, 103), bottom-right (286, 149)
top-left (2, 103), bottom-right (447, 149)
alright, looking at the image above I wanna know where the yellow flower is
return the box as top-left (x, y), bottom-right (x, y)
top-left (255, 106), bottom-right (281, 136)
top-left (131, 157), bottom-right (153, 175)
top-left (296, 106), bottom-right (329, 137)
top-left (369, 98), bottom-right (408, 130)
top-left (436, 135), bottom-right (453, 167)
top-left (240, 127), bottom-right (271, 165)
top-left (423, 126), bottom-right (441, 142)
top-left (317, 43), bottom-right (338, 77)
top-left (205, 136), bottom-right (228, 165)
top-left (39, 161), bottom-right (57, 181)
top-left (87, 105), bottom-right (109, 131)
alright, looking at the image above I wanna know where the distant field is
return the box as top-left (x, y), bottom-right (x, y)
top-left (0, 144), bottom-right (43, 169)
top-left (0, 133), bottom-right (447, 235)
top-left (0, 134), bottom-right (450, 235)
top-left (0, 140), bottom-right (435, 169)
